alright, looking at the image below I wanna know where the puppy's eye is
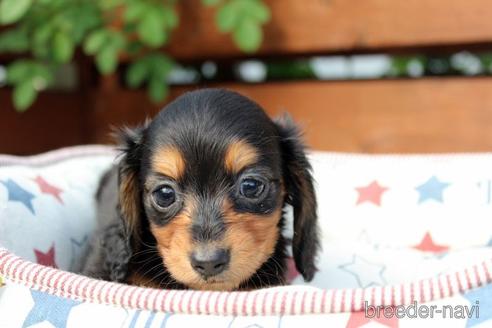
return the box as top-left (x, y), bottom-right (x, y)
top-left (240, 178), bottom-right (265, 198)
top-left (152, 185), bottom-right (176, 208)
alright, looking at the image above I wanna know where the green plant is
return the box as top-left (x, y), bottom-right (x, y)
top-left (0, 0), bottom-right (271, 111)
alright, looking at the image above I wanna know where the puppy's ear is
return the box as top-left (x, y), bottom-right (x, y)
top-left (275, 114), bottom-right (320, 281)
top-left (116, 123), bottom-right (148, 244)
top-left (102, 221), bottom-right (132, 282)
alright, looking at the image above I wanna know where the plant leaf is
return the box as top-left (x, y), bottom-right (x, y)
top-left (126, 58), bottom-right (149, 88)
top-left (84, 29), bottom-right (107, 55)
top-left (246, 0), bottom-right (270, 23)
top-left (124, 1), bottom-right (147, 23)
top-left (52, 31), bottom-right (74, 63)
top-left (233, 19), bottom-right (262, 52)
top-left (162, 6), bottom-right (179, 29)
top-left (148, 76), bottom-right (168, 103)
top-left (6, 60), bottom-right (32, 84)
top-left (0, 27), bottom-right (29, 52)
top-left (216, 2), bottom-right (239, 32)
top-left (95, 46), bottom-right (118, 74)
top-left (13, 80), bottom-right (36, 112)
top-left (150, 54), bottom-right (174, 78)
top-left (0, 0), bottom-right (32, 24)
top-left (137, 10), bottom-right (167, 47)
top-left (202, 0), bottom-right (221, 6)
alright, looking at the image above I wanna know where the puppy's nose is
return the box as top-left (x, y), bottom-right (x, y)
top-left (190, 248), bottom-right (230, 278)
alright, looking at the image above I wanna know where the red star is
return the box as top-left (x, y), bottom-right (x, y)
top-left (346, 310), bottom-right (399, 328)
top-left (34, 244), bottom-right (58, 268)
top-left (413, 232), bottom-right (449, 253)
top-left (33, 175), bottom-right (63, 204)
top-left (286, 257), bottom-right (301, 283)
top-left (356, 181), bottom-right (388, 206)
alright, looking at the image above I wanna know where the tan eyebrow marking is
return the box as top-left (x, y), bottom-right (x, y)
top-left (152, 146), bottom-right (186, 180)
top-left (224, 140), bottom-right (259, 174)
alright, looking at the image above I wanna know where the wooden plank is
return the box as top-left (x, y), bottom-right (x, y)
top-left (164, 0), bottom-right (492, 59)
top-left (0, 91), bottom-right (87, 155)
top-left (89, 78), bottom-right (492, 153)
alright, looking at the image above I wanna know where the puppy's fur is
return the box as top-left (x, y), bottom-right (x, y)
top-left (81, 89), bottom-right (319, 291)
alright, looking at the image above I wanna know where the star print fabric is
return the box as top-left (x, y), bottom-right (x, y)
top-left (0, 147), bottom-right (114, 271)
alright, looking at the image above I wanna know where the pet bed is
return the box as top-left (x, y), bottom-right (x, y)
top-left (1, 145), bottom-right (492, 327)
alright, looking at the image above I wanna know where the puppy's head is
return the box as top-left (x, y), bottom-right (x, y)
top-left (118, 89), bottom-right (319, 290)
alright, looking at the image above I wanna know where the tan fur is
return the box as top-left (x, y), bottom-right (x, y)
top-left (150, 196), bottom-right (200, 288)
top-left (127, 272), bottom-right (161, 288)
top-left (224, 140), bottom-right (258, 174)
top-left (152, 146), bottom-right (186, 180)
top-left (119, 171), bottom-right (140, 238)
top-left (221, 202), bottom-right (283, 290)
top-left (150, 195), bottom-right (284, 291)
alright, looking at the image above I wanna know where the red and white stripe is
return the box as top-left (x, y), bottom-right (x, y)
top-left (1, 248), bottom-right (491, 316)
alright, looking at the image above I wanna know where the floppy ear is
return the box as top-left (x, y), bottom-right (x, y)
top-left (117, 124), bottom-right (147, 245)
top-left (275, 115), bottom-right (320, 281)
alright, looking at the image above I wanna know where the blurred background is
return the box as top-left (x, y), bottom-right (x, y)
top-left (2, 0), bottom-right (492, 155)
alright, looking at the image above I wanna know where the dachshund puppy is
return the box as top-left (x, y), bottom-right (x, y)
top-left (82, 88), bottom-right (319, 291)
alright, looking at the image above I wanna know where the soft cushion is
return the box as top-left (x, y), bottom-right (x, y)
top-left (2, 147), bottom-right (492, 288)
top-left (1, 146), bottom-right (492, 327)
top-left (0, 146), bottom-right (116, 272)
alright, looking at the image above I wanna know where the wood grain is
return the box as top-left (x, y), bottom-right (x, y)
top-left (0, 90), bottom-right (87, 155)
top-left (89, 78), bottom-right (492, 153)
top-left (162, 0), bottom-right (492, 59)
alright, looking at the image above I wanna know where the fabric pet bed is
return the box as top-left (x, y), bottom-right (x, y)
top-left (1, 145), bottom-right (492, 327)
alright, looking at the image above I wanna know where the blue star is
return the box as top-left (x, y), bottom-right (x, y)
top-left (1, 179), bottom-right (35, 214)
top-left (339, 255), bottom-right (386, 288)
top-left (415, 176), bottom-right (450, 204)
top-left (464, 284), bottom-right (492, 327)
top-left (22, 290), bottom-right (81, 328)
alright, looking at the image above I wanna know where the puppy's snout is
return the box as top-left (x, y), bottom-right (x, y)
top-left (190, 247), bottom-right (230, 278)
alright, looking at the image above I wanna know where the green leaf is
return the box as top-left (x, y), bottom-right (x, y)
top-left (33, 23), bottom-right (54, 46)
top-left (202, 0), bottom-right (221, 6)
top-left (150, 54), bottom-right (174, 77)
top-left (246, 0), bottom-right (270, 23)
top-left (6, 60), bottom-right (31, 83)
top-left (13, 80), bottom-right (36, 112)
top-left (126, 59), bottom-right (149, 88)
top-left (7, 60), bottom-right (53, 88)
top-left (216, 2), bottom-right (239, 32)
top-left (0, 0), bottom-right (32, 24)
top-left (124, 1), bottom-right (147, 23)
top-left (162, 6), bottom-right (179, 29)
top-left (84, 29), bottom-right (107, 55)
top-left (126, 39), bottom-right (143, 55)
top-left (0, 28), bottom-right (29, 52)
top-left (148, 77), bottom-right (168, 103)
top-left (99, 0), bottom-right (125, 10)
top-left (233, 19), bottom-right (262, 52)
top-left (65, 4), bottom-right (102, 43)
top-left (95, 46), bottom-right (118, 74)
top-left (52, 31), bottom-right (74, 63)
top-left (31, 22), bottom-right (53, 57)
top-left (137, 11), bottom-right (167, 47)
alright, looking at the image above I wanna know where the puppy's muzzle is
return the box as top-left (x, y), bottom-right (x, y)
top-left (190, 247), bottom-right (230, 278)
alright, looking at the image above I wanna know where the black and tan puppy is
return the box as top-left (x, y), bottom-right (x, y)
top-left (82, 88), bottom-right (319, 291)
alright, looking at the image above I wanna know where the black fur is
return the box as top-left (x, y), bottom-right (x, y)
top-left (81, 88), bottom-right (320, 290)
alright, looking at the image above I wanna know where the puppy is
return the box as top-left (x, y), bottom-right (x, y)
top-left (81, 88), bottom-right (319, 291)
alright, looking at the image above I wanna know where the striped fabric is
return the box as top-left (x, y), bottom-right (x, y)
top-left (1, 248), bottom-right (491, 316)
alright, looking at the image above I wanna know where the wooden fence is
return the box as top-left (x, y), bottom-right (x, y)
top-left (3, 0), bottom-right (492, 154)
